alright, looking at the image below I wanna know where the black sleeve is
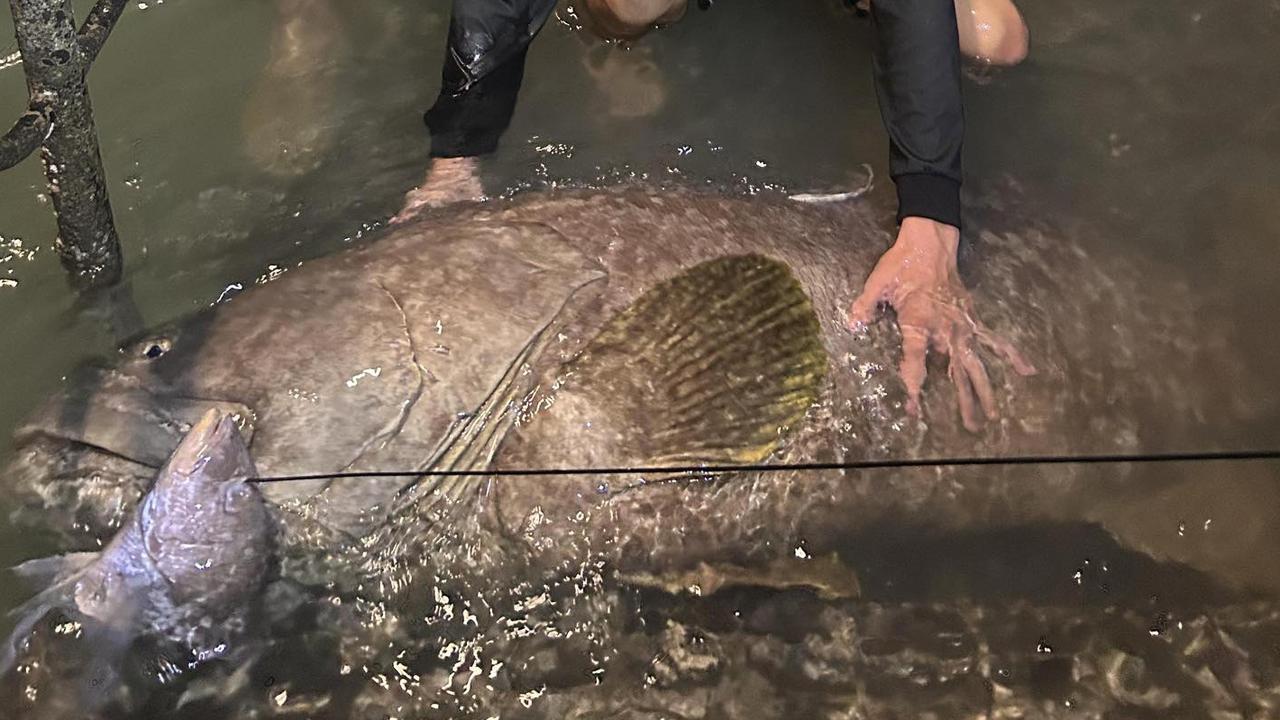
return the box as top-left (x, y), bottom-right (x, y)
top-left (869, 0), bottom-right (965, 229)
top-left (424, 0), bottom-right (559, 158)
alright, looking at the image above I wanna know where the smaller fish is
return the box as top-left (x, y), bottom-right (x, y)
top-left (1, 409), bottom-right (274, 712)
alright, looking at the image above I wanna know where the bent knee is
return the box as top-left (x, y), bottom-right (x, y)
top-left (982, 23), bottom-right (1029, 66)
top-left (582, 0), bottom-right (688, 41)
top-left (989, 14), bottom-right (1029, 66)
top-left (957, 0), bottom-right (1030, 67)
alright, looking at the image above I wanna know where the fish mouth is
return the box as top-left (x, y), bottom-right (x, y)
top-left (163, 408), bottom-right (257, 483)
top-left (13, 364), bottom-right (256, 470)
top-left (168, 409), bottom-right (234, 473)
top-left (2, 365), bottom-right (259, 545)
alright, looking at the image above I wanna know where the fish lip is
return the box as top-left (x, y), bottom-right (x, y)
top-left (166, 410), bottom-right (244, 477)
top-left (12, 362), bottom-right (257, 470)
top-left (10, 427), bottom-right (160, 473)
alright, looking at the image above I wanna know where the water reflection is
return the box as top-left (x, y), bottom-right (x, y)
top-left (241, 0), bottom-right (349, 178)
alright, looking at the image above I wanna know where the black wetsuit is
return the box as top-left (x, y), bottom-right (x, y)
top-left (424, 0), bottom-right (964, 229)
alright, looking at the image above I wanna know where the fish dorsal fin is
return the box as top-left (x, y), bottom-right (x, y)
top-left (509, 254), bottom-right (827, 469)
top-left (2, 553), bottom-right (98, 676)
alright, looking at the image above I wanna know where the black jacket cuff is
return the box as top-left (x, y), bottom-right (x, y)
top-left (425, 118), bottom-right (503, 158)
top-left (424, 46), bottom-right (529, 159)
top-left (895, 173), bottom-right (961, 229)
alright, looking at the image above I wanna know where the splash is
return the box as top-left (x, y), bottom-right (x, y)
top-left (0, 236), bottom-right (37, 290)
top-left (0, 49), bottom-right (20, 71)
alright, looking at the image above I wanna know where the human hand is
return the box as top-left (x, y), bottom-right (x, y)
top-left (391, 157), bottom-right (484, 225)
top-left (848, 217), bottom-right (1036, 431)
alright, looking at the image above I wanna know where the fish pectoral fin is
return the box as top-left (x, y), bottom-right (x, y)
top-left (10, 552), bottom-right (99, 589)
top-left (538, 254), bottom-right (827, 467)
top-left (0, 566), bottom-right (84, 675)
top-left (3, 556), bottom-right (140, 704)
top-left (4, 551), bottom-right (100, 673)
top-left (2, 599), bottom-right (131, 710)
top-left (618, 552), bottom-right (861, 601)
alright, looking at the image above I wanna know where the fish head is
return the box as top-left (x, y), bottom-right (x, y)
top-left (2, 348), bottom-right (257, 549)
top-left (154, 407), bottom-right (260, 519)
top-left (140, 408), bottom-right (274, 606)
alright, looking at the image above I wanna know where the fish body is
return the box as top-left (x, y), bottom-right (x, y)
top-left (2, 184), bottom-right (1275, 719)
top-left (2, 186), bottom-right (1270, 593)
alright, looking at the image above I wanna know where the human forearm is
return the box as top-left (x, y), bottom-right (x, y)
top-left (869, 0), bottom-right (965, 229)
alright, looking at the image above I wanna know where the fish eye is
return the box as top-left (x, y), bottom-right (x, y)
top-left (135, 336), bottom-right (172, 360)
top-left (224, 482), bottom-right (255, 506)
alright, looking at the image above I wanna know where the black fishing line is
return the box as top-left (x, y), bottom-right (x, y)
top-left (250, 448), bottom-right (1280, 484)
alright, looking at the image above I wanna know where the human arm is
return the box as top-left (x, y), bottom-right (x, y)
top-left (394, 0), bottom-right (559, 221)
top-left (852, 0), bottom-right (1034, 431)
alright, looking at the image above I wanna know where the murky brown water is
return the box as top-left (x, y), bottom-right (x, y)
top-left (1, 0), bottom-right (1278, 717)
